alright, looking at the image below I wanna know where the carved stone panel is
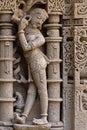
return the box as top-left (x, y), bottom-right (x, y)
top-left (2, 0), bottom-right (87, 130)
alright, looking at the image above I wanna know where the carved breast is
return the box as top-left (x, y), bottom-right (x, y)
top-left (26, 34), bottom-right (36, 42)
top-left (25, 28), bottom-right (40, 42)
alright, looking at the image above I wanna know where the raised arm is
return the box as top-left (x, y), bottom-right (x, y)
top-left (18, 30), bottom-right (31, 52)
top-left (18, 14), bottom-right (46, 51)
top-left (18, 17), bottom-right (32, 52)
top-left (18, 30), bottom-right (45, 51)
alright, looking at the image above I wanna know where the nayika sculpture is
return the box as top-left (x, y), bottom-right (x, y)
top-left (12, 8), bottom-right (49, 125)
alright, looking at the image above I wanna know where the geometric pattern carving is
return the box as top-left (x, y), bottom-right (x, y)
top-left (0, 0), bottom-right (16, 11)
top-left (47, 0), bottom-right (65, 14)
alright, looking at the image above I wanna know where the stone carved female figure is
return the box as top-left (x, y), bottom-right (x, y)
top-left (13, 8), bottom-right (49, 125)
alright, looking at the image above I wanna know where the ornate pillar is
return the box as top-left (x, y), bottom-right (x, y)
top-left (45, 1), bottom-right (64, 130)
top-left (0, 0), bottom-right (16, 126)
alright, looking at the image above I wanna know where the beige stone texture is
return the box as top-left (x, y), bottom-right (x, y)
top-left (3, 0), bottom-right (87, 130)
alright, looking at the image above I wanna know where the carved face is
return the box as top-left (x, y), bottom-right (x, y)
top-left (31, 14), bottom-right (46, 29)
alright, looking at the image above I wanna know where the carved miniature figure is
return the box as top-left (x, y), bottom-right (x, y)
top-left (12, 8), bottom-right (49, 125)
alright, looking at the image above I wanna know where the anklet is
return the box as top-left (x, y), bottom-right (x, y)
top-left (41, 114), bottom-right (48, 117)
top-left (21, 113), bottom-right (28, 118)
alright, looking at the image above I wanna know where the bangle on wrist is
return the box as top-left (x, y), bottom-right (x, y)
top-left (18, 30), bottom-right (24, 34)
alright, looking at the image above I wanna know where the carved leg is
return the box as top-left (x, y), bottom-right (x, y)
top-left (15, 83), bottom-right (36, 124)
top-left (31, 69), bottom-right (48, 125)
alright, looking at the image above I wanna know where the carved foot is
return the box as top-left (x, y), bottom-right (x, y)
top-left (15, 114), bottom-right (26, 124)
top-left (33, 118), bottom-right (48, 125)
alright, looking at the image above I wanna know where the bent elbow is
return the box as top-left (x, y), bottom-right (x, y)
top-left (41, 37), bottom-right (45, 45)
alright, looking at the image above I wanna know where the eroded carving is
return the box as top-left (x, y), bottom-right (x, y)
top-left (14, 92), bottom-right (24, 113)
top-left (13, 46), bottom-right (27, 83)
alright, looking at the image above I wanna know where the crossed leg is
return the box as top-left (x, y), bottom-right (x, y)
top-left (15, 68), bottom-right (48, 125)
top-left (15, 83), bottom-right (36, 124)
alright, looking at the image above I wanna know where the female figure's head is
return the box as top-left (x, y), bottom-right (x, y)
top-left (29, 8), bottom-right (48, 29)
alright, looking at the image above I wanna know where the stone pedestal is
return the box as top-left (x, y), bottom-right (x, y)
top-left (14, 124), bottom-right (51, 130)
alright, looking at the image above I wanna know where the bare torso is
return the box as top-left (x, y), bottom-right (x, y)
top-left (24, 27), bottom-right (47, 72)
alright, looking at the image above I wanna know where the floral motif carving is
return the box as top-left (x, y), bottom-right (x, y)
top-left (63, 27), bottom-right (74, 74)
top-left (16, 0), bottom-right (46, 13)
top-left (74, 27), bottom-right (87, 70)
top-left (0, 0), bottom-right (46, 12)
top-left (77, 5), bottom-right (87, 15)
